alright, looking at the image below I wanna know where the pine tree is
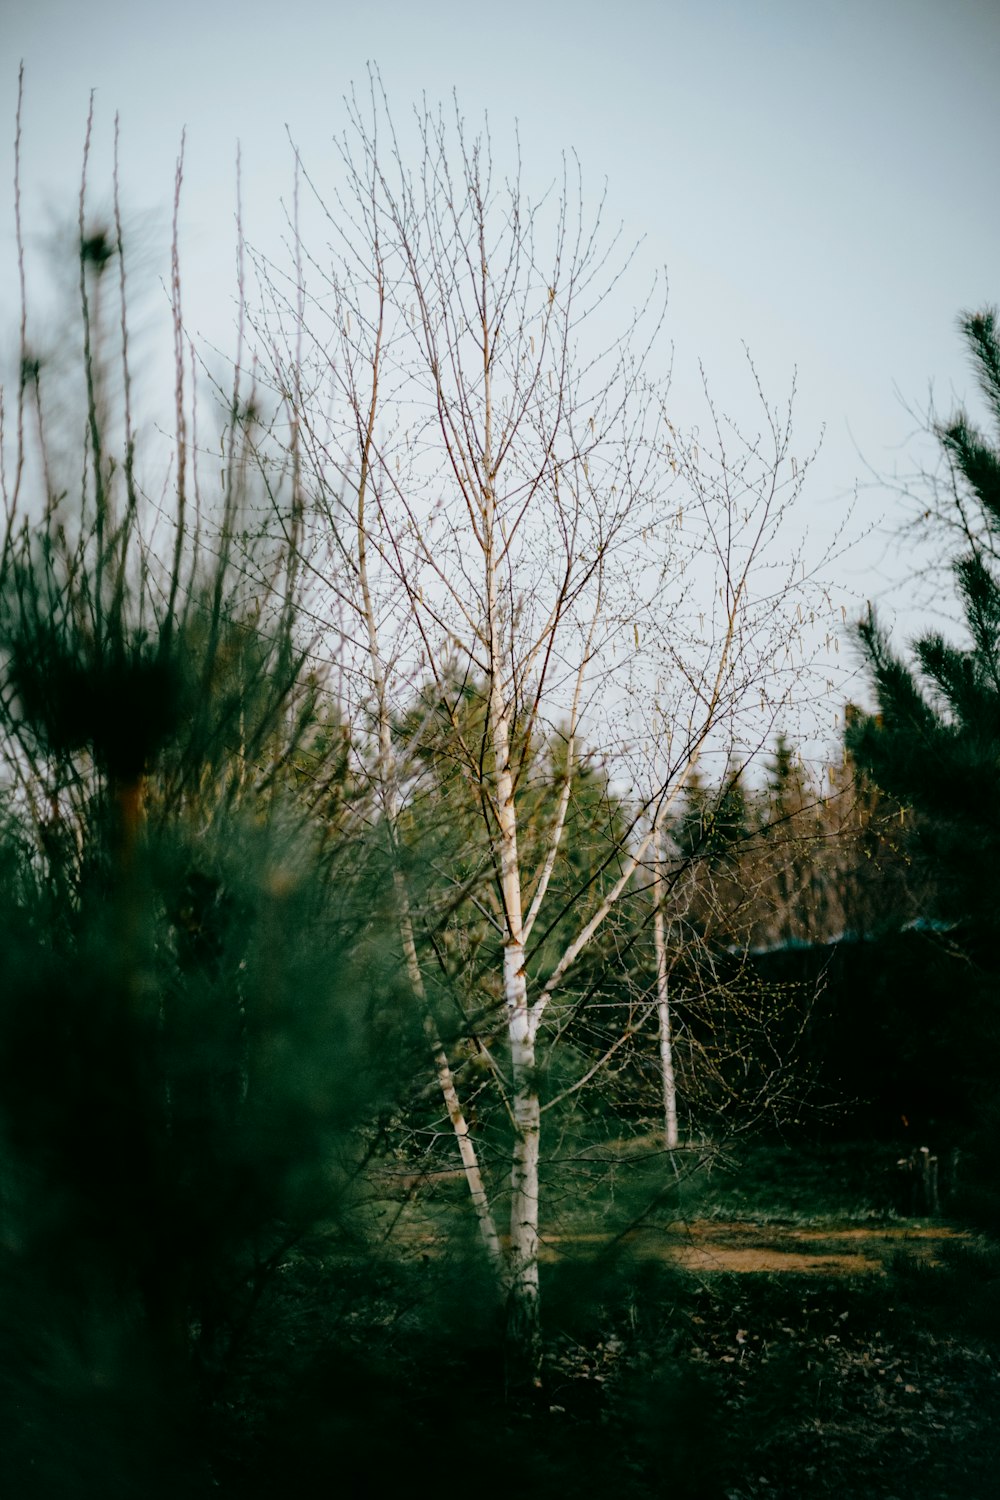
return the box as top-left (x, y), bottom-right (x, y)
top-left (0, 133), bottom-right (398, 1494)
top-left (848, 308), bottom-right (1000, 943)
top-left (846, 308), bottom-right (1000, 1195)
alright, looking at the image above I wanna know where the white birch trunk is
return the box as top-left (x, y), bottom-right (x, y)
top-left (482, 297), bottom-right (542, 1380)
top-left (508, 994), bottom-right (541, 1384)
top-left (398, 879), bottom-right (507, 1280)
top-left (492, 663), bottom-right (541, 1385)
top-left (653, 818), bottom-right (680, 1150)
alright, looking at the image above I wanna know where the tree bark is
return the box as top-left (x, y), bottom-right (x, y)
top-left (653, 817), bottom-right (680, 1150)
top-left (507, 993), bottom-right (542, 1393)
top-left (396, 868), bottom-right (507, 1281)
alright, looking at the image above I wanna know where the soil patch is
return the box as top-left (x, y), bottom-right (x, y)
top-left (540, 1220), bottom-right (967, 1275)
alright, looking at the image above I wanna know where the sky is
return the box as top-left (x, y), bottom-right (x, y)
top-left (1, 0), bottom-right (998, 743)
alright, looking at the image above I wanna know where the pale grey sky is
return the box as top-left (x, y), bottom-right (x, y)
top-left (2, 0), bottom-right (998, 651)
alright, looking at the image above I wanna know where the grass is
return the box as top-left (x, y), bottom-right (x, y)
top-left (648, 1136), bottom-right (930, 1224)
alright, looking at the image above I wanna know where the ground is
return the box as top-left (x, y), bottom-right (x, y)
top-left (349, 1136), bottom-right (1000, 1499)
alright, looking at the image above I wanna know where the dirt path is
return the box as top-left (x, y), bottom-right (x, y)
top-left (540, 1221), bottom-right (967, 1275)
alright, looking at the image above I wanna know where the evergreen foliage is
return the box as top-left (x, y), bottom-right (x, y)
top-left (848, 308), bottom-right (1000, 941)
top-left (0, 165), bottom-right (407, 1493)
top-left (844, 308), bottom-right (1000, 1201)
top-left (0, 550), bottom-right (398, 1496)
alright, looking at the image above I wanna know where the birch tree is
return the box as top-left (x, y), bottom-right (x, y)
top-left (253, 80), bottom-right (830, 1386)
